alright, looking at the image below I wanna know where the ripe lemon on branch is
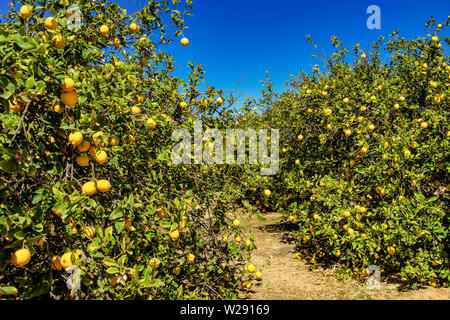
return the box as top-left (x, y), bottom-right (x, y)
top-left (11, 248), bottom-right (31, 267)
top-left (82, 181), bottom-right (97, 196)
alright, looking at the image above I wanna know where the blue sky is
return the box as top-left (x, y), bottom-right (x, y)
top-left (2, 0), bottom-right (449, 107)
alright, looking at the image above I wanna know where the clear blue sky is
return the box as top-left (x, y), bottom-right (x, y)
top-left (2, 0), bottom-right (449, 106)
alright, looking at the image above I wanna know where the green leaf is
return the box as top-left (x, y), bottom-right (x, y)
top-left (109, 207), bottom-right (123, 220)
top-left (106, 267), bottom-right (120, 274)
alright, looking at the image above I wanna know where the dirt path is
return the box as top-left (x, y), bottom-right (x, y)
top-left (238, 212), bottom-right (450, 300)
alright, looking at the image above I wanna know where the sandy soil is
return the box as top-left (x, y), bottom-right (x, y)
top-left (238, 212), bottom-right (450, 300)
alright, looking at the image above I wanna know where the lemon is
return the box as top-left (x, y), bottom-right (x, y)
top-left (110, 137), bottom-right (119, 146)
top-left (60, 251), bottom-right (77, 269)
top-left (11, 248), bottom-right (31, 267)
top-left (180, 37), bottom-right (189, 46)
top-left (146, 118), bottom-right (157, 129)
top-left (88, 146), bottom-right (97, 157)
top-left (216, 97), bottom-right (224, 105)
top-left (246, 264), bottom-right (256, 274)
top-left (61, 77), bottom-right (75, 92)
top-left (156, 206), bottom-right (167, 218)
top-left (97, 179), bottom-right (111, 192)
top-left (20, 5), bottom-right (32, 18)
top-left (99, 25), bottom-right (109, 35)
top-left (45, 16), bottom-right (58, 30)
top-left (51, 256), bottom-right (62, 270)
top-left (343, 210), bottom-right (351, 219)
top-left (61, 90), bottom-right (78, 106)
top-left (82, 181), bottom-right (97, 196)
top-left (129, 23), bottom-right (139, 32)
top-left (255, 271), bottom-right (262, 280)
top-left (179, 101), bottom-right (188, 109)
top-left (232, 219), bottom-right (240, 227)
top-left (420, 121), bottom-right (428, 129)
top-left (9, 100), bottom-right (22, 113)
top-left (131, 106), bottom-right (141, 114)
top-left (75, 154), bottom-right (89, 167)
top-left (187, 253), bottom-right (195, 263)
top-left (295, 159), bottom-right (300, 166)
top-left (344, 129), bottom-right (352, 137)
top-left (387, 246), bottom-right (396, 255)
top-left (297, 134), bottom-right (304, 141)
top-left (173, 266), bottom-right (181, 275)
top-left (170, 229), bottom-right (180, 241)
top-left (360, 146), bottom-right (368, 155)
top-left (113, 37), bottom-right (120, 48)
top-left (264, 189), bottom-right (271, 197)
top-left (68, 132), bottom-right (83, 146)
top-left (52, 34), bottom-right (65, 49)
top-left (95, 150), bottom-right (108, 165)
top-left (77, 140), bottom-right (90, 152)
top-left (53, 103), bottom-right (64, 114)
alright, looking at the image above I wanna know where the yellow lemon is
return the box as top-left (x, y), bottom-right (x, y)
top-left (75, 154), bottom-right (89, 167)
top-left (187, 253), bottom-right (195, 263)
top-left (146, 118), bottom-right (157, 129)
top-left (247, 263), bottom-right (256, 273)
top-left (264, 189), bottom-right (271, 197)
top-left (216, 97), bottom-right (224, 105)
top-left (95, 150), bottom-right (108, 165)
top-left (232, 219), bottom-right (240, 227)
top-left (52, 34), bottom-right (65, 49)
top-left (170, 229), bottom-right (180, 241)
top-left (343, 210), bottom-right (351, 219)
top-left (61, 77), bottom-right (75, 92)
top-left (51, 256), bottom-right (62, 270)
top-left (110, 137), bottom-right (119, 146)
top-left (344, 129), bottom-right (352, 137)
top-left (45, 16), bottom-right (58, 30)
top-left (99, 24), bottom-right (109, 35)
top-left (77, 140), bottom-right (90, 152)
top-left (180, 37), bottom-right (189, 46)
top-left (88, 146), bottom-right (97, 157)
top-left (387, 246), bottom-right (396, 255)
top-left (68, 132), bottom-right (83, 146)
top-left (53, 103), bottom-right (64, 114)
top-left (173, 266), bottom-right (181, 275)
top-left (11, 248), bottom-right (31, 267)
top-left (255, 271), bottom-right (262, 280)
top-left (61, 91), bottom-right (78, 106)
top-left (97, 179), bottom-right (111, 192)
top-left (60, 252), bottom-right (77, 269)
top-left (360, 146), bottom-right (368, 155)
top-left (129, 23), bottom-right (139, 33)
top-left (131, 106), bottom-right (141, 114)
top-left (82, 181), bottom-right (97, 196)
top-left (20, 5), bottom-right (32, 18)
top-left (297, 134), bottom-right (304, 141)
top-left (113, 37), bottom-right (120, 48)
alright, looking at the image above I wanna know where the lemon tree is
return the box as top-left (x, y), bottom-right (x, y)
top-left (0, 0), bottom-right (255, 299)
